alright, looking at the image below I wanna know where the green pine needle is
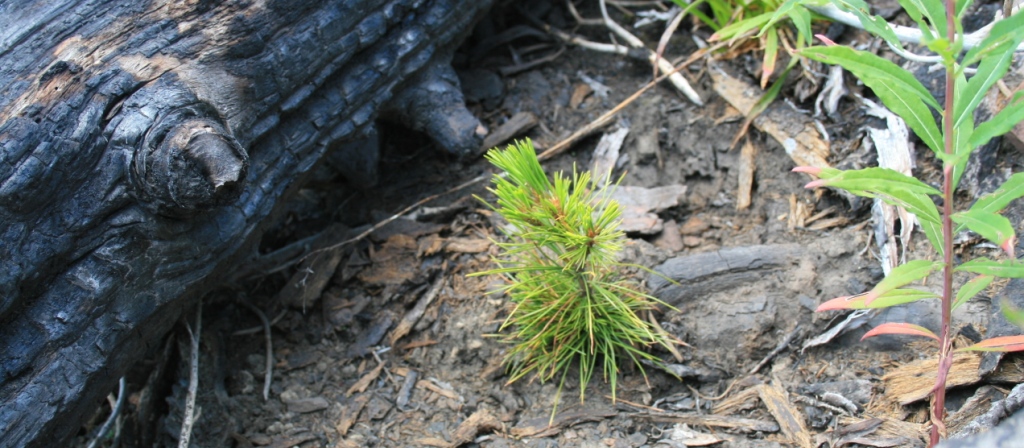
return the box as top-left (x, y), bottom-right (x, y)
top-left (471, 139), bottom-right (673, 418)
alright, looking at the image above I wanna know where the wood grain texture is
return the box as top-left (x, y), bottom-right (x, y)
top-left (0, 0), bottom-right (493, 446)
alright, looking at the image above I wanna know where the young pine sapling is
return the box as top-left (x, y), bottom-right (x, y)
top-left (471, 139), bottom-right (673, 420)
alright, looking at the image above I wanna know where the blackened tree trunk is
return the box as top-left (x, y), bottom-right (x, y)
top-left (0, 0), bottom-right (492, 446)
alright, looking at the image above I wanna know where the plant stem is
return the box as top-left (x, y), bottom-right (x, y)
top-left (931, 0), bottom-right (958, 445)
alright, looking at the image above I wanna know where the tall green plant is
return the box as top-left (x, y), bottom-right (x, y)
top-left (471, 140), bottom-right (672, 420)
top-left (788, 0), bottom-right (1024, 445)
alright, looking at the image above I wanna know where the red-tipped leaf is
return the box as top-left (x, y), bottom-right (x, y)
top-left (792, 166), bottom-right (821, 175)
top-left (815, 34), bottom-right (837, 46)
top-left (861, 323), bottom-right (939, 341)
top-left (816, 288), bottom-right (936, 311)
top-left (956, 335), bottom-right (1024, 352)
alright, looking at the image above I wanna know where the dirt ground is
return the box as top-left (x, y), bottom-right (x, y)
top-left (76, 2), bottom-right (1024, 447)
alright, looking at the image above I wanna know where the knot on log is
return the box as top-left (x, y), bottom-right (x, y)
top-left (130, 105), bottom-right (248, 218)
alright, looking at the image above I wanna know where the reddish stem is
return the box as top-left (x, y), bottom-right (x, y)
top-left (930, 0), bottom-right (958, 445)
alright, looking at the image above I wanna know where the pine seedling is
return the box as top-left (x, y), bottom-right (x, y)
top-left (788, 0), bottom-right (1024, 445)
top-left (472, 139), bottom-right (672, 419)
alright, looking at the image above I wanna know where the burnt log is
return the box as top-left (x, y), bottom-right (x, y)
top-left (0, 0), bottom-right (493, 446)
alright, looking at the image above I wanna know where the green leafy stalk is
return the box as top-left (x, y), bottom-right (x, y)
top-left (792, 0), bottom-right (1024, 445)
top-left (471, 140), bottom-right (673, 420)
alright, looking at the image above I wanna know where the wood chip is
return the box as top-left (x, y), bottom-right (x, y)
top-left (807, 216), bottom-right (848, 231)
top-left (946, 386), bottom-right (1003, 436)
top-left (633, 411), bottom-right (779, 433)
top-left (659, 423), bottom-right (725, 446)
top-left (652, 219), bottom-right (684, 253)
top-left (415, 437), bottom-right (451, 447)
top-left (788, 194), bottom-right (812, 231)
top-left (449, 409), bottom-right (502, 447)
top-left (335, 394), bottom-right (370, 436)
top-left (606, 184), bottom-right (688, 235)
top-left (265, 433), bottom-right (317, 448)
top-left (481, 111), bottom-right (538, 151)
top-left (417, 234), bottom-right (445, 257)
top-left (399, 338), bottom-right (439, 350)
top-left (736, 138), bottom-right (757, 210)
top-left (444, 238), bottom-right (491, 253)
top-left (590, 127), bottom-right (629, 182)
top-left (757, 383), bottom-right (813, 448)
top-left (709, 61), bottom-right (830, 170)
top-left (390, 276), bottom-right (444, 345)
top-left (570, 82), bottom-right (594, 109)
top-left (512, 408), bottom-right (618, 438)
top-left (283, 396), bottom-right (329, 413)
top-left (358, 235), bottom-right (419, 285)
top-left (346, 362), bottom-right (384, 397)
top-left (713, 386), bottom-right (761, 415)
top-left (838, 415), bottom-right (927, 444)
top-left (417, 379), bottom-right (460, 401)
top-left (275, 246), bottom-right (345, 310)
top-left (882, 352), bottom-right (982, 405)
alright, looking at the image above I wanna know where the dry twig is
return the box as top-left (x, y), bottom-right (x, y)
top-left (178, 304), bottom-right (202, 448)
top-left (598, 0), bottom-right (703, 105)
top-left (238, 299), bottom-right (273, 401)
top-left (86, 377), bottom-right (126, 448)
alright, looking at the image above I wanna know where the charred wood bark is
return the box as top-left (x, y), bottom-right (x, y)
top-left (0, 0), bottom-right (492, 446)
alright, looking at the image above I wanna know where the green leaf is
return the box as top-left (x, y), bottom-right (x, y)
top-left (816, 288), bottom-right (937, 311)
top-left (956, 335), bottom-right (1024, 352)
top-left (761, 27), bottom-right (780, 88)
top-left (955, 35), bottom-right (1023, 134)
top-left (809, 167), bottom-right (941, 196)
top-left (895, 0), bottom-right (937, 43)
top-left (970, 172), bottom-right (1024, 214)
top-left (861, 322), bottom-right (939, 341)
top-left (952, 210), bottom-right (1015, 248)
top-left (866, 260), bottom-right (943, 305)
top-left (802, 167), bottom-right (945, 253)
top-left (916, 213), bottom-right (946, 256)
top-left (1001, 299), bottom-right (1024, 328)
top-left (827, 0), bottom-right (906, 51)
top-left (956, 0), bottom-right (974, 18)
top-left (912, 0), bottom-right (947, 39)
top-left (787, 6), bottom-right (813, 46)
top-left (800, 46), bottom-right (943, 153)
top-left (670, 0), bottom-right (719, 31)
top-left (760, 0), bottom-right (802, 36)
top-left (957, 258), bottom-right (1024, 278)
top-left (971, 92), bottom-right (1024, 150)
top-left (962, 7), bottom-right (1024, 68)
top-left (953, 275), bottom-right (994, 310)
top-left (712, 14), bottom-right (773, 42)
top-left (865, 80), bottom-right (944, 155)
top-left (814, 260), bottom-right (943, 310)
